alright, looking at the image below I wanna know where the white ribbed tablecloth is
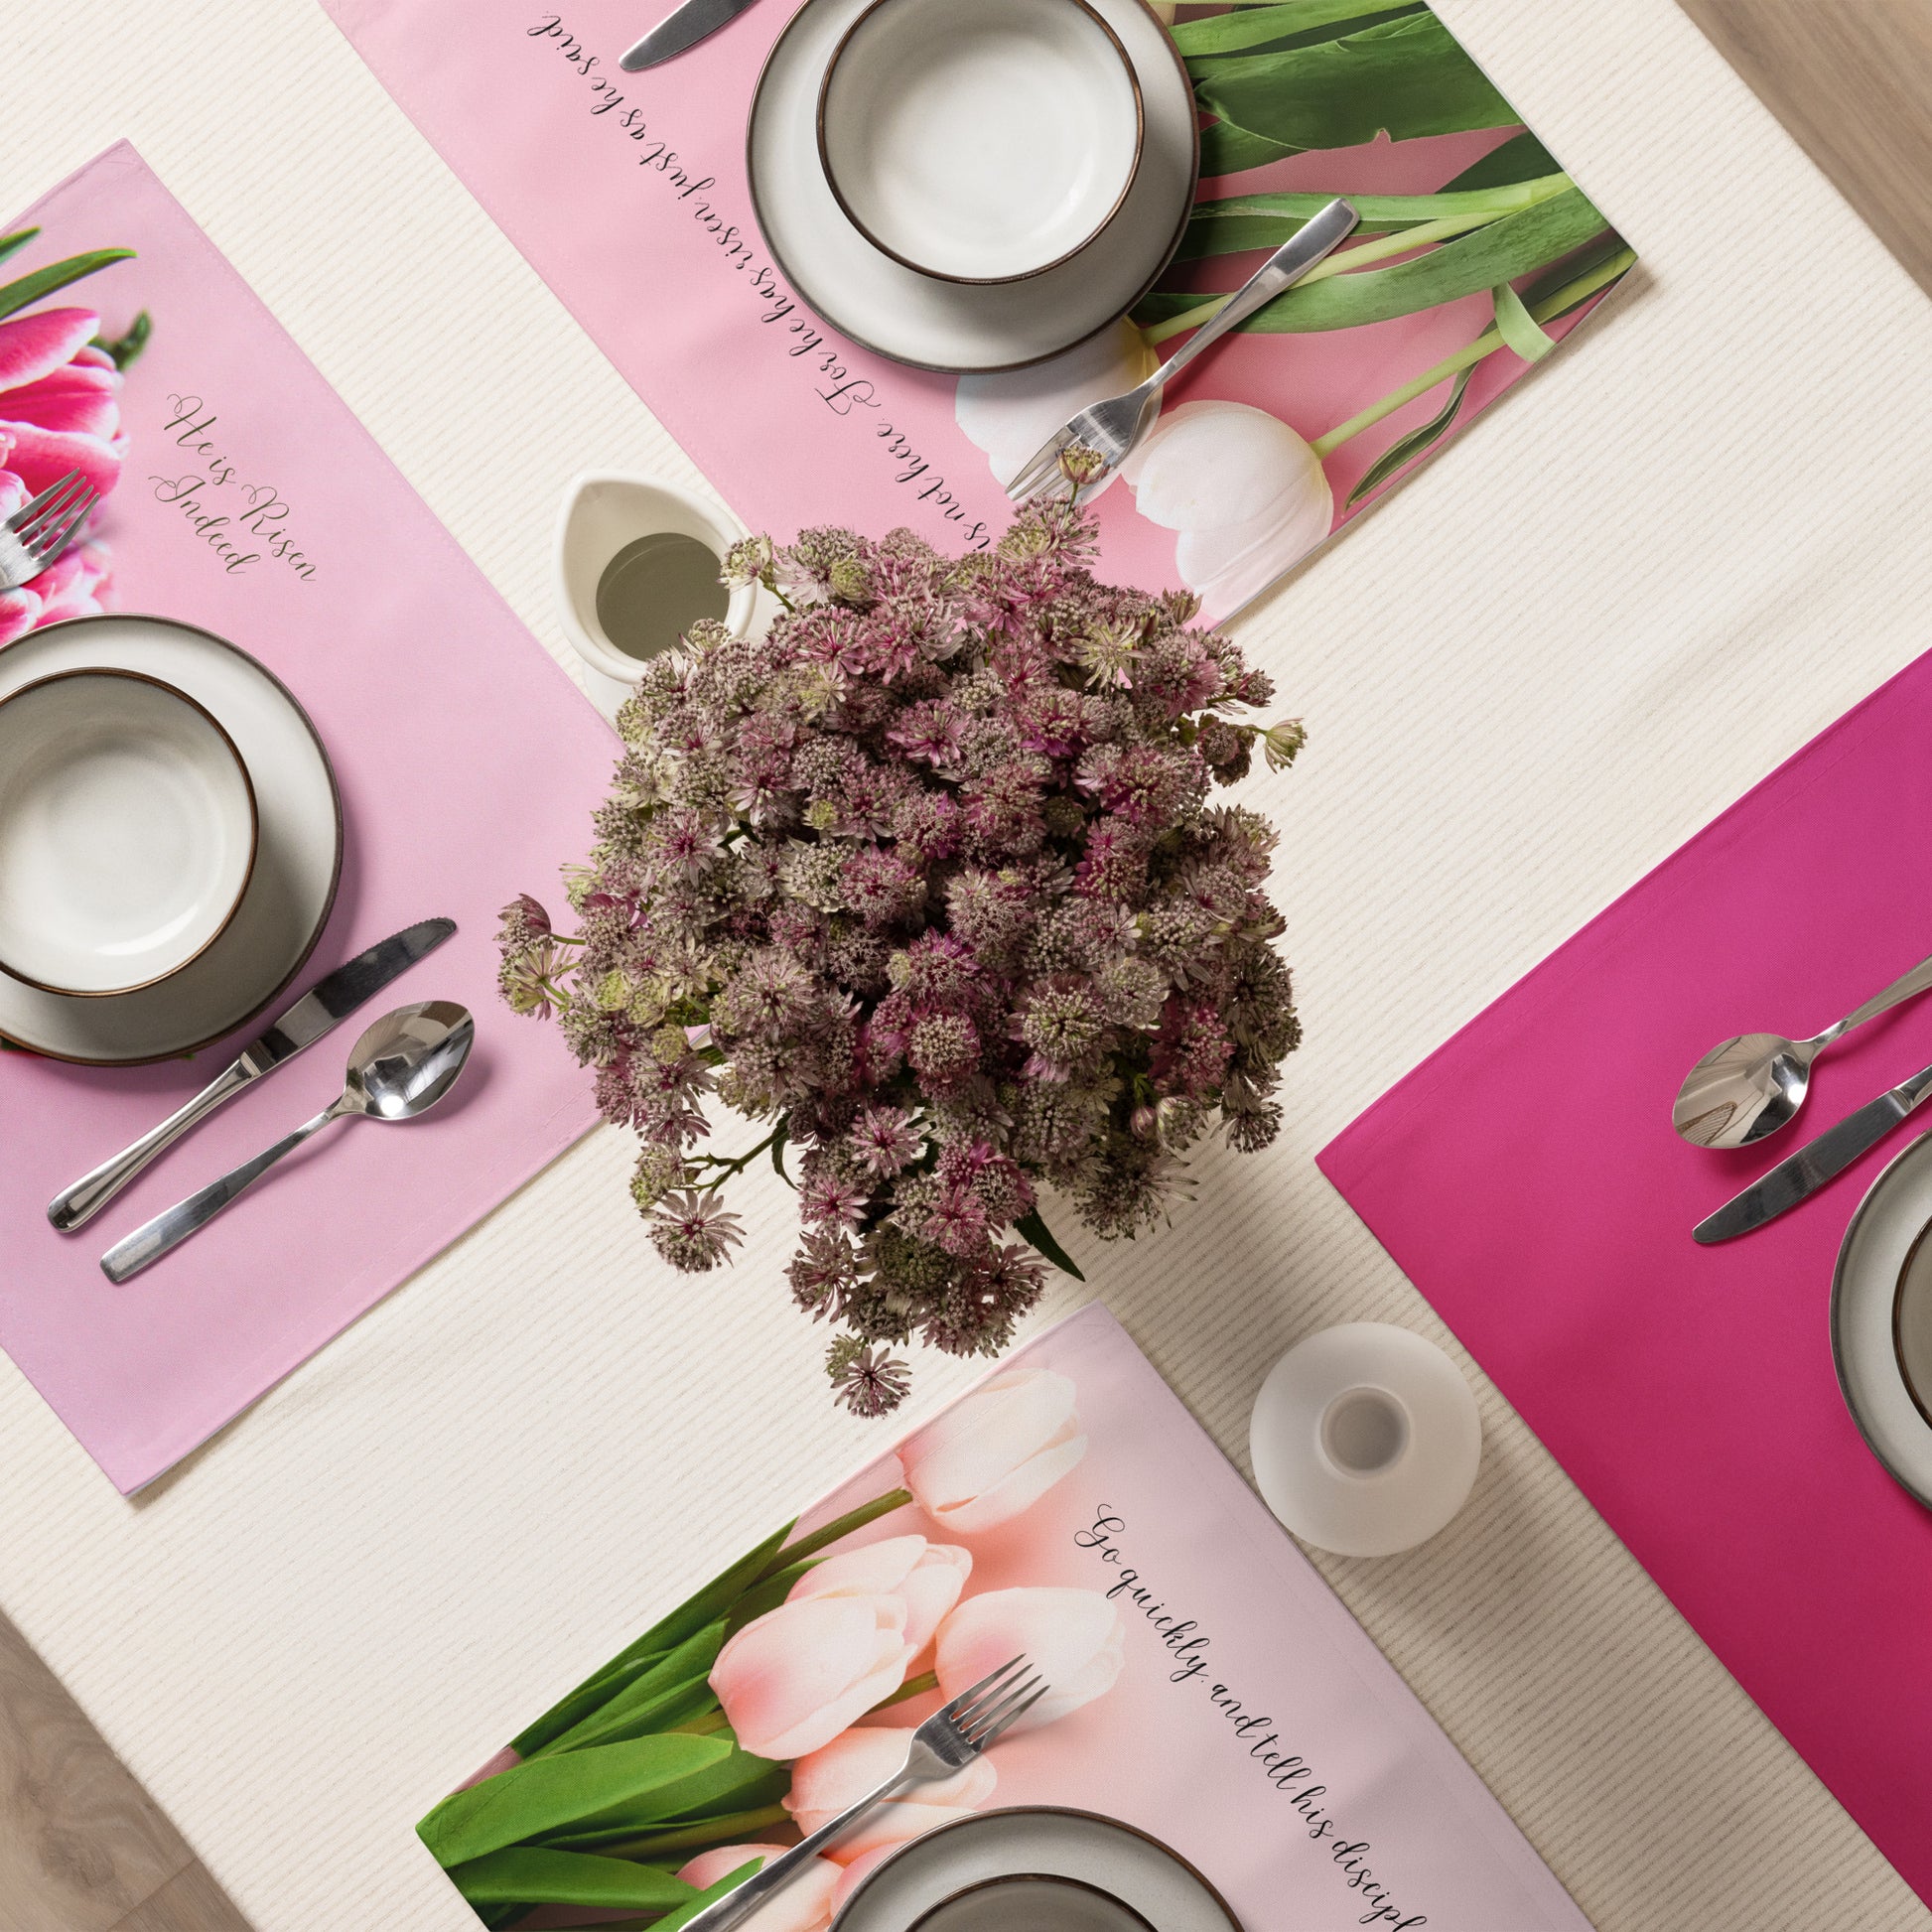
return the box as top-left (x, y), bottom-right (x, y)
top-left (4, 4), bottom-right (1930, 1928)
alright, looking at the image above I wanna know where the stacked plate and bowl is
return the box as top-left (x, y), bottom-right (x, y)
top-left (751, 0), bottom-right (1199, 370)
top-left (0, 616), bottom-right (340, 1065)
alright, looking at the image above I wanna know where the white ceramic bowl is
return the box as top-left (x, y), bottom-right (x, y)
top-left (817, 0), bottom-right (1144, 284)
top-left (554, 473), bottom-right (758, 717)
top-left (0, 668), bottom-right (258, 997)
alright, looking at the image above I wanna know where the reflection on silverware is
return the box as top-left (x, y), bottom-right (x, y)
top-left (48, 918), bottom-right (457, 1232)
top-left (0, 469), bottom-right (97, 592)
top-left (1693, 1058), bottom-right (1932, 1244)
top-left (621, 0), bottom-right (764, 69)
top-left (1004, 199), bottom-right (1357, 505)
top-left (99, 1000), bottom-right (474, 1283)
top-left (676, 1656), bottom-right (1049, 1932)
top-left (1673, 950), bottom-right (1932, 1148)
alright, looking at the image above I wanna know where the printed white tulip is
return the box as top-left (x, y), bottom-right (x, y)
top-left (785, 1534), bottom-right (972, 1650)
top-left (710, 1592), bottom-right (913, 1761)
top-left (900, 1367), bottom-right (1086, 1536)
top-left (934, 1586), bottom-right (1126, 1730)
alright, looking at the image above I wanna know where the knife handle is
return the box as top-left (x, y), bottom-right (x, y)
top-left (47, 1057), bottom-right (254, 1232)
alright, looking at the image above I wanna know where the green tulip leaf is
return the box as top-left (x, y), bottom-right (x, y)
top-left (1440, 130), bottom-right (1561, 193)
top-left (0, 248), bottom-right (135, 326)
top-left (1178, 174), bottom-right (1572, 260)
top-left (509, 1522), bottom-right (794, 1755)
top-left (1138, 188), bottom-right (1608, 334)
top-left (1345, 364), bottom-right (1477, 507)
top-left (419, 1734), bottom-right (734, 1867)
top-left (653, 1862), bottom-right (764, 1932)
top-left (544, 1620), bottom-right (729, 1755)
top-left (1200, 120), bottom-right (1304, 178)
top-left (1173, 0), bottom-right (1422, 58)
top-left (448, 1846), bottom-right (697, 1910)
top-left (546, 1746), bottom-right (788, 1848)
top-left (1193, 13), bottom-right (1517, 152)
top-left (1017, 1207), bottom-right (1085, 1281)
top-left (1491, 280), bottom-right (1556, 361)
top-left (0, 228), bottom-right (39, 269)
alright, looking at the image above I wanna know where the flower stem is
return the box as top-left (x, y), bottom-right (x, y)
top-left (1309, 244), bottom-right (1634, 459)
top-left (690, 1127), bottom-right (784, 1179)
top-left (757, 1487), bottom-right (914, 1582)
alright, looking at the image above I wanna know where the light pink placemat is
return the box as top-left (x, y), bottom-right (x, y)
top-left (1318, 649), bottom-right (1932, 1902)
top-left (323, 0), bottom-right (1623, 621)
top-left (0, 143), bottom-right (610, 1493)
top-left (433, 1306), bottom-right (1591, 1931)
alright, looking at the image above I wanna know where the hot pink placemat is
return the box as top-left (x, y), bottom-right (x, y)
top-left (323, 0), bottom-right (1628, 621)
top-left (0, 143), bottom-right (610, 1493)
top-left (1318, 650), bottom-right (1932, 1902)
top-left (422, 1306), bottom-right (1590, 1931)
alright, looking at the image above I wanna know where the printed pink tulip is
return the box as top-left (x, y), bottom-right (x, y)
top-left (829, 1844), bottom-right (898, 1917)
top-left (711, 1592), bottom-right (913, 1760)
top-left (786, 1534), bottom-right (971, 1650)
top-left (0, 308), bottom-right (126, 499)
top-left (900, 1368), bottom-right (1086, 1536)
top-left (782, 1725), bottom-right (996, 1860)
top-left (934, 1587), bottom-right (1125, 1730)
top-left (676, 1846), bottom-right (838, 1931)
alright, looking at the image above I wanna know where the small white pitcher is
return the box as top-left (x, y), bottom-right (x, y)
top-left (553, 473), bottom-right (758, 718)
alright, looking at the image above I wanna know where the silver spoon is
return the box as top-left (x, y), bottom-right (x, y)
top-left (1673, 955), bottom-right (1932, 1149)
top-left (101, 1001), bottom-right (474, 1283)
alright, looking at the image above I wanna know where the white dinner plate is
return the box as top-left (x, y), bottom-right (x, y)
top-left (750, 0), bottom-right (1196, 371)
top-left (834, 1809), bottom-right (1241, 1932)
top-left (0, 615), bottom-right (341, 1064)
top-left (1830, 1129), bottom-right (1932, 1506)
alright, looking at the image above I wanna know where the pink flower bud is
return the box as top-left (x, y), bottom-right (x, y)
top-left (782, 1725), bottom-right (996, 1861)
top-left (710, 1593), bottom-right (913, 1760)
top-left (900, 1368), bottom-right (1086, 1536)
top-left (786, 1534), bottom-right (971, 1650)
top-left (935, 1587), bottom-right (1125, 1731)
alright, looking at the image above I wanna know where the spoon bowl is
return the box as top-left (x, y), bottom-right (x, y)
top-left (1673, 1031), bottom-right (1817, 1149)
top-left (101, 1000), bottom-right (475, 1282)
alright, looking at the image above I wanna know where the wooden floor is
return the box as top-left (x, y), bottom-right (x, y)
top-left (2, 6), bottom-right (1931, 1930)
top-left (1678, 0), bottom-right (1932, 298)
top-left (0, 1609), bottom-right (250, 1932)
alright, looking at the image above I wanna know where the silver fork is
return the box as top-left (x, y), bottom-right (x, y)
top-left (0, 470), bottom-right (98, 593)
top-left (1006, 198), bottom-right (1359, 507)
top-left (678, 1654), bottom-right (1048, 1932)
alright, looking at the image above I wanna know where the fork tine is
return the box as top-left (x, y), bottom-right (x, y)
top-left (1004, 431), bottom-right (1073, 502)
top-left (962, 1672), bottom-right (1049, 1747)
top-left (14, 472), bottom-right (86, 541)
top-left (30, 491), bottom-right (93, 564)
top-left (939, 1654), bottom-right (1029, 1727)
top-left (975, 1681), bottom-right (1051, 1749)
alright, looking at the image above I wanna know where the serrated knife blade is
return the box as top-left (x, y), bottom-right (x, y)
top-left (48, 917), bottom-right (457, 1232)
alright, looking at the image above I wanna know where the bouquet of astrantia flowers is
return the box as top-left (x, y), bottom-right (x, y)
top-left (499, 484), bottom-right (1305, 1415)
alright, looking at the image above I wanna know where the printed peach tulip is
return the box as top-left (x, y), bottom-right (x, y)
top-left (934, 1587), bottom-right (1125, 1730)
top-left (711, 1592), bottom-right (914, 1760)
top-left (786, 1534), bottom-right (971, 1650)
top-left (829, 1844), bottom-right (899, 1918)
top-left (900, 1367), bottom-right (1086, 1536)
top-left (782, 1725), bottom-right (997, 1860)
top-left (676, 1845), bottom-right (839, 1931)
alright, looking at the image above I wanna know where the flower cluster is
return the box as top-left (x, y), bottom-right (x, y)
top-left (499, 491), bottom-right (1304, 1412)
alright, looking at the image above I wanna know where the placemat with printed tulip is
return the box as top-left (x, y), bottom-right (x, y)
top-left (416, 1305), bottom-right (1585, 1931)
top-left (327, 0), bottom-right (1632, 622)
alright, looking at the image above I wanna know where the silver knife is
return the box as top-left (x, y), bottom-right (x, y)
top-left (1693, 1058), bottom-right (1932, 1244)
top-left (620, 0), bottom-right (760, 69)
top-left (47, 918), bottom-right (456, 1232)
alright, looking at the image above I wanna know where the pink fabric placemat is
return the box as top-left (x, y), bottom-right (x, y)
top-left (322, 0), bottom-right (1624, 621)
top-left (1317, 649), bottom-right (1932, 1902)
top-left (427, 1306), bottom-right (1591, 1931)
top-left (0, 143), bottom-right (610, 1493)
